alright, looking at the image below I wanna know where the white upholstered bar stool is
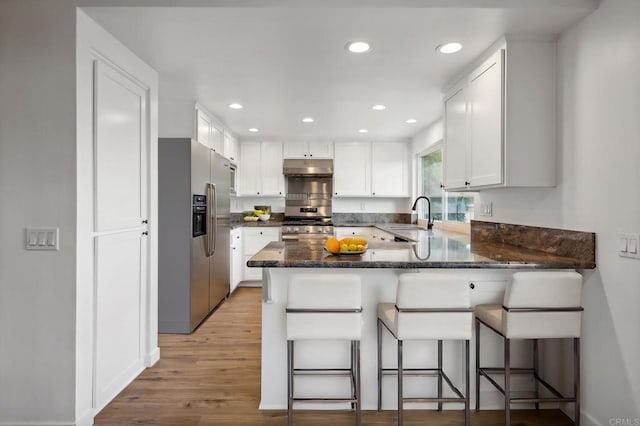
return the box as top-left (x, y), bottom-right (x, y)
top-left (377, 272), bottom-right (473, 426)
top-left (286, 274), bottom-right (363, 426)
top-left (475, 271), bottom-right (583, 425)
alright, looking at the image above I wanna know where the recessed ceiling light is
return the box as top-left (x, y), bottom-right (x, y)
top-left (248, 128), bottom-right (259, 133)
top-left (358, 129), bottom-right (369, 134)
top-left (228, 103), bottom-right (243, 109)
top-left (436, 42), bottom-right (463, 54)
top-left (346, 41), bottom-right (371, 54)
top-left (405, 118), bottom-right (417, 124)
top-left (372, 104), bottom-right (386, 111)
top-left (302, 117), bottom-right (314, 123)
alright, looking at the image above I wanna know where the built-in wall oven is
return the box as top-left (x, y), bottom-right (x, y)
top-left (229, 164), bottom-right (237, 195)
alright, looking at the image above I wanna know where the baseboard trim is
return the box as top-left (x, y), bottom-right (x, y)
top-left (75, 408), bottom-right (95, 426)
top-left (145, 347), bottom-right (160, 367)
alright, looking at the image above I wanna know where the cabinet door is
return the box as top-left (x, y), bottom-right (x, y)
top-left (308, 141), bottom-right (334, 159)
top-left (196, 109), bottom-right (212, 149)
top-left (238, 142), bottom-right (261, 196)
top-left (230, 229), bottom-right (242, 292)
top-left (223, 132), bottom-right (238, 162)
top-left (444, 84), bottom-right (468, 191)
top-left (334, 142), bottom-right (371, 196)
top-left (283, 142), bottom-right (309, 159)
top-left (260, 141), bottom-right (284, 196)
top-left (469, 50), bottom-right (504, 187)
top-left (210, 123), bottom-right (223, 153)
top-left (371, 142), bottom-right (409, 197)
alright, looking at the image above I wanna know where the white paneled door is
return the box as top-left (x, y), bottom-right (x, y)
top-left (93, 60), bottom-right (149, 412)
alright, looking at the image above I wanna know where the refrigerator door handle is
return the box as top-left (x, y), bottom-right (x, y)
top-left (210, 183), bottom-right (217, 257)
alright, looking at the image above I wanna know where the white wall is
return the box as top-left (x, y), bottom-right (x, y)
top-left (479, 0), bottom-right (640, 423)
top-left (0, 1), bottom-right (77, 423)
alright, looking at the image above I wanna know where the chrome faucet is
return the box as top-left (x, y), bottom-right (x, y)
top-left (411, 196), bottom-right (433, 229)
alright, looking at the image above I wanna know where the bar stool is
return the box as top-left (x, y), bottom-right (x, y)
top-left (377, 272), bottom-right (472, 426)
top-left (286, 274), bottom-right (362, 426)
top-left (475, 271), bottom-right (583, 425)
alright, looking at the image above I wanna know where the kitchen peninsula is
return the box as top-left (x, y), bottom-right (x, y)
top-left (249, 222), bottom-right (595, 412)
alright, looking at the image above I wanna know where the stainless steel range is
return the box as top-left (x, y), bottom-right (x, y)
top-left (282, 159), bottom-right (334, 242)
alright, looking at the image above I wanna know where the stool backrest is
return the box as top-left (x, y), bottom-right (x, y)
top-left (287, 274), bottom-right (361, 309)
top-left (502, 271), bottom-right (583, 339)
top-left (397, 272), bottom-right (471, 309)
top-left (287, 274), bottom-right (362, 341)
top-left (504, 271), bottom-right (583, 308)
top-left (395, 273), bottom-right (472, 340)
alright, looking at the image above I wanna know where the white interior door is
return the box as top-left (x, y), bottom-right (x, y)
top-left (93, 60), bottom-right (149, 412)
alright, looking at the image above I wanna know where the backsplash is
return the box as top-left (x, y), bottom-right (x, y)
top-left (471, 220), bottom-right (596, 266)
top-left (332, 213), bottom-right (411, 225)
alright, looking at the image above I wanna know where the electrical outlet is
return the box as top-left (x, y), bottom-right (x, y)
top-left (479, 202), bottom-right (493, 217)
top-left (360, 202), bottom-right (366, 211)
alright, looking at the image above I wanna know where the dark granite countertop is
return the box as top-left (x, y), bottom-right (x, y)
top-left (247, 229), bottom-right (595, 269)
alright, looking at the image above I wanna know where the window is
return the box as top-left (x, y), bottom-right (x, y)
top-left (419, 145), bottom-right (475, 223)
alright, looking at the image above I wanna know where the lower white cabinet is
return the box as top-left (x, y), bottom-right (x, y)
top-left (371, 228), bottom-right (396, 242)
top-left (230, 228), bottom-right (242, 293)
top-left (334, 227), bottom-right (373, 241)
top-left (242, 227), bottom-right (280, 282)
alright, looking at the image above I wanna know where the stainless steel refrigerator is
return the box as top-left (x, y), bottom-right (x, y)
top-left (158, 138), bottom-right (231, 333)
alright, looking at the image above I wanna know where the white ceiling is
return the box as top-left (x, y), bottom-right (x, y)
top-left (85, 4), bottom-right (596, 140)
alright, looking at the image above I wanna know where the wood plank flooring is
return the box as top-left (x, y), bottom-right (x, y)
top-left (95, 288), bottom-right (574, 425)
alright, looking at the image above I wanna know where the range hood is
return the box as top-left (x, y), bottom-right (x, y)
top-left (283, 159), bottom-right (333, 176)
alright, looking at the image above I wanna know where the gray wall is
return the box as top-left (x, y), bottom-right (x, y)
top-left (0, 1), bottom-right (77, 422)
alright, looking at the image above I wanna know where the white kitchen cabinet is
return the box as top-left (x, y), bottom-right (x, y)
top-left (333, 142), bottom-right (371, 197)
top-left (230, 228), bottom-right (242, 293)
top-left (443, 37), bottom-right (556, 191)
top-left (371, 228), bottom-right (396, 242)
top-left (371, 142), bottom-right (409, 197)
top-left (223, 131), bottom-right (238, 163)
top-left (238, 141), bottom-right (284, 196)
top-left (283, 141), bottom-right (334, 159)
top-left (334, 227), bottom-right (373, 241)
top-left (195, 107), bottom-right (223, 153)
top-left (242, 227), bottom-right (280, 282)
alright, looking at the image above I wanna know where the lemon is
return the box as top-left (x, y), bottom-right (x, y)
top-left (340, 244), bottom-right (349, 252)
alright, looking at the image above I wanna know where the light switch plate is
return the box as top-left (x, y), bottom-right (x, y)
top-left (479, 202), bottom-right (493, 217)
top-left (25, 227), bottom-right (59, 251)
top-left (619, 233), bottom-right (640, 259)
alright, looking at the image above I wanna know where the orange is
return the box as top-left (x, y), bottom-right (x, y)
top-left (325, 237), bottom-right (340, 253)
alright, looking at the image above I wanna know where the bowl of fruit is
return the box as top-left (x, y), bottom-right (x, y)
top-left (324, 236), bottom-right (368, 255)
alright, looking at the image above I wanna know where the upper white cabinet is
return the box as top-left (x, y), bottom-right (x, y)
top-left (334, 141), bottom-right (409, 197)
top-left (443, 37), bottom-right (556, 191)
top-left (195, 107), bottom-right (223, 153)
top-left (238, 141), bottom-right (284, 196)
top-left (283, 141), bottom-right (334, 159)
top-left (223, 131), bottom-right (238, 163)
top-left (371, 142), bottom-right (409, 197)
top-left (333, 142), bottom-right (371, 197)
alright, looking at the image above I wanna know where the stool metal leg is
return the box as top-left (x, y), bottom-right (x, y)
top-left (377, 318), bottom-right (383, 411)
top-left (351, 341), bottom-right (355, 410)
top-left (574, 338), bottom-right (581, 426)
top-left (504, 337), bottom-right (511, 426)
top-left (355, 340), bottom-right (362, 426)
top-left (437, 339), bottom-right (443, 412)
top-left (398, 339), bottom-right (403, 426)
top-left (533, 339), bottom-right (540, 411)
top-left (475, 318), bottom-right (480, 412)
top-left (287, 340), bottom-right (294, 426)
top-left (465, 340), bottom-right (470, 426)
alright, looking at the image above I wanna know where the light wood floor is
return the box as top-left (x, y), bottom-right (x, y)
top-left (95, 287), bottom-right (574, 426)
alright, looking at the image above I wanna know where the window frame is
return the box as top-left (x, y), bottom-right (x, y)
top-left (416, 141), bottom-right (475, 225)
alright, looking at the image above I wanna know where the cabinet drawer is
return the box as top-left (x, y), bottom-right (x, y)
top-left (242, 228), bottom-right (279, 255)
